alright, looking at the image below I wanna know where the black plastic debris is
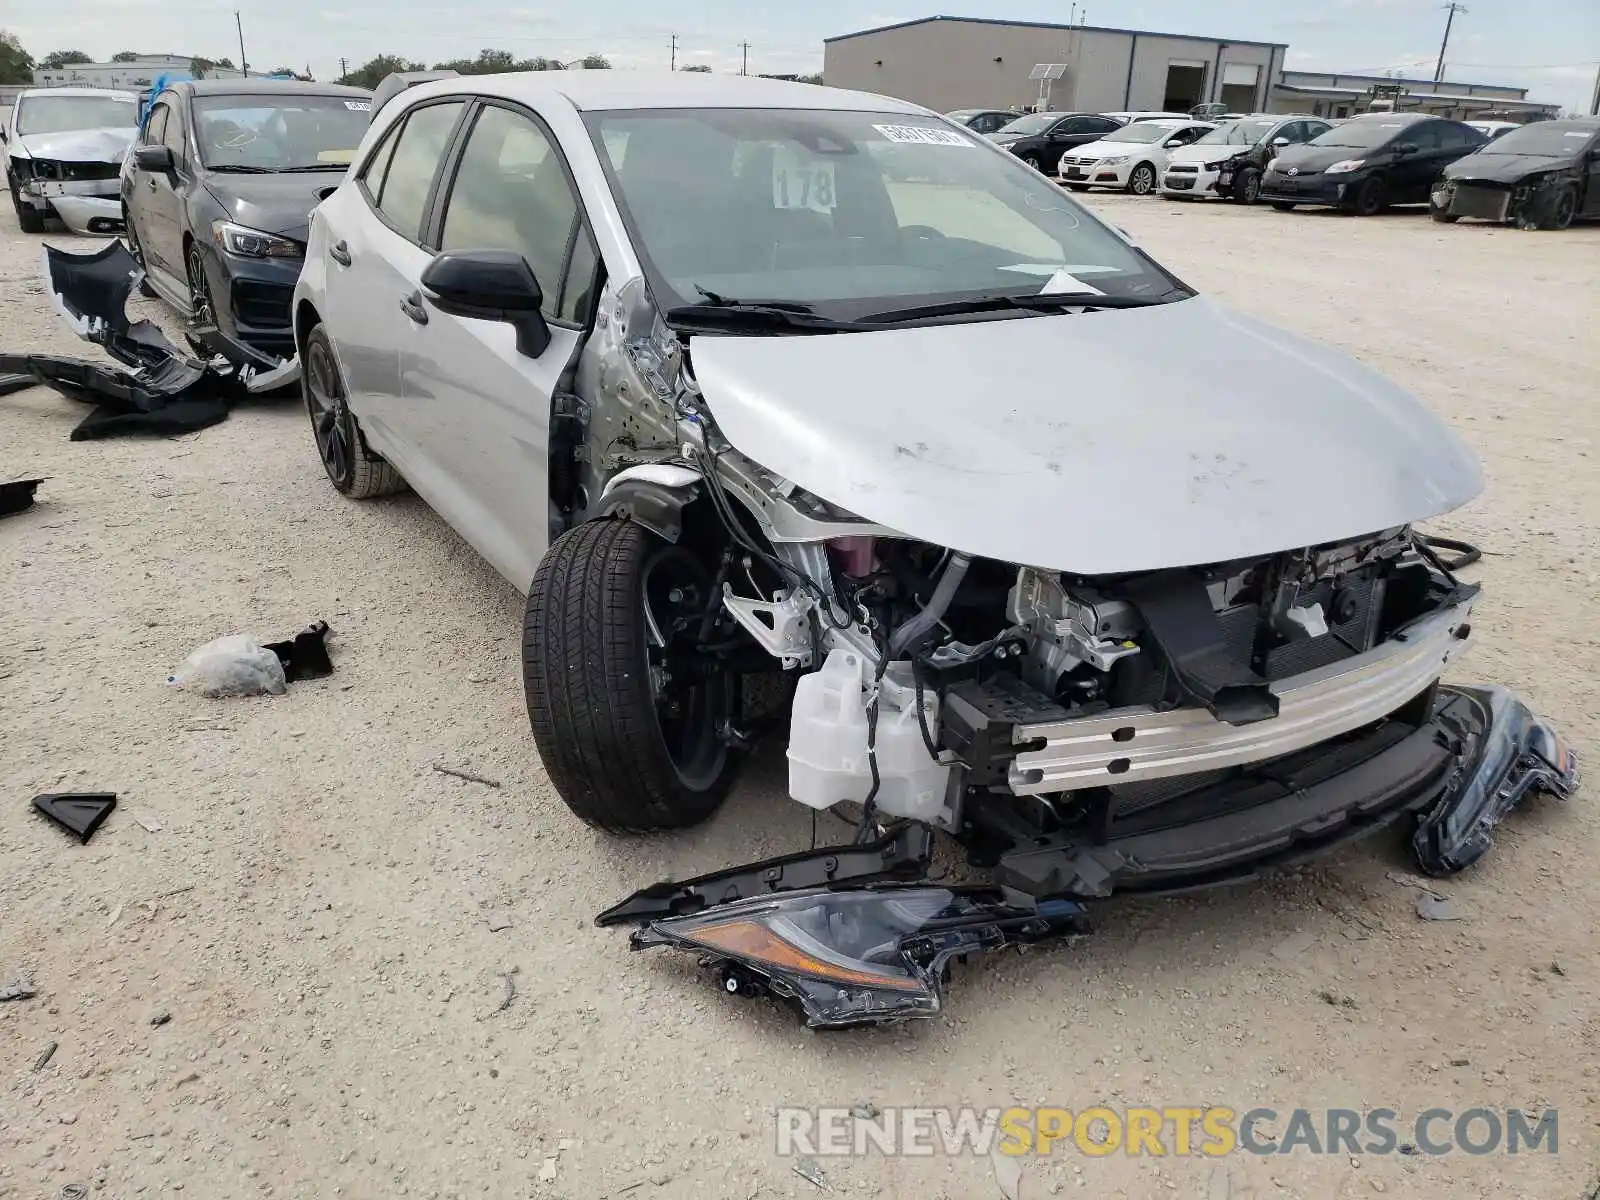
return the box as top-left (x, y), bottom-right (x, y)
top-left (263, 620), bottom-right (335, 682)
top-left (33, 792), bottom-right (118, 843)
top-left (0, 372), bottom-right (33, 398)
top-left (0, 241), bottom-right (298, 441)
top-left (1, 478), bottom-right (43, 517)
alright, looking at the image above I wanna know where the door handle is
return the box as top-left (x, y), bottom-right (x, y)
top-left (329, 240), bottom-right (351, 267)
top-left (146, 176), bottom-right (157, 190)
top-left (399, 290), bottom-right (429, 325)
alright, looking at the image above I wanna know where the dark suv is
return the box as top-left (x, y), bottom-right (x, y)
top-left (988, 111), bottom-right (1124, 174)
top-left (121, 79), bottom-right (373, 355)
top-left (1259, 113), bottom-right (1487, 216)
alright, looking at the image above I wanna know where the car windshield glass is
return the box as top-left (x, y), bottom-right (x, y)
top-left (15, 94), bottom-right (137, 135)
top-left (1308, 119), bottom-right (1411, 149)
top-left (1480, 123), bottom-right (1596, 156)
top-left (1100, 123), bottom-right (1174, 144)
top-left (1195, 119), bottom-right (1275, 146)
top-left (586, 108), bottom-right (1187, 320)
top-left (193, 95), bottom-right (371, 170)
top-left (944, 110), bottom-right (980, 121)
top-left (996, 113), bottom-right (1056, 135)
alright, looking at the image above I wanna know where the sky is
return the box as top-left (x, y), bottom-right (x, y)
top-left (6, 0), bottom-right (1597, 113)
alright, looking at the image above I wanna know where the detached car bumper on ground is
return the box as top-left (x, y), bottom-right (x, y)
top-left (287, 75), bottom-right (1578, 1028)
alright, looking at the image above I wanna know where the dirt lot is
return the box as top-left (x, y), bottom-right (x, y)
top-left (2, 195), bottom-right (1597, 1200)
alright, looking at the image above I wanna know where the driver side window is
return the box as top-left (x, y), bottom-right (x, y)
top-left (1408, 123), bottom-right (1443, 151)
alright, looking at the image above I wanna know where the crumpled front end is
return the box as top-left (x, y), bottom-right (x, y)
top-left (1432, 171), bottom-right (1579, 229)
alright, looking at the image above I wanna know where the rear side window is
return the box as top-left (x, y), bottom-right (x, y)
top-left (438, 104), bottom-right (580, 322)
top-left (1408, 122), bottom-right (1443, 151)
top-left (371, 101), bottom-right (465, 240)
top-left (1436, 122), bottom-right (1482, 149)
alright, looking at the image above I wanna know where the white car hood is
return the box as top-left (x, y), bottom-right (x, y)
top-left (1071, 138), bottom-right (1136, 159)
top-left (690, 296), bottom-right (1483, 574)
top-left (1165, 143), bottom-right (1249, 166)
top-left (12, 126), bottom-right (135, 163)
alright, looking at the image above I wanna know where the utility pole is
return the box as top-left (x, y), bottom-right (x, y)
top-left (670, 34), bottom-right (678, 72)
top-left (740, 42), bottom-right (749, 75)
top-left (1432, 2), bottom-right (1465, 83)
top-left (1591, 62), bottom-right (1600, 115)
top-left (235, 10), bottom-right (248, 77)
top-left (339, 56), bottom-right (348, 81)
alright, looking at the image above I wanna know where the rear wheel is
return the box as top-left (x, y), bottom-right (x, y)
top-left (524, 518), bottom-right (739, 832)
top-left (1127, 163), bottom-right (1157, 195)
top-left (9, 177), bottom-right (45, 233)
top-left (302, 324), bottom-right (406, 498)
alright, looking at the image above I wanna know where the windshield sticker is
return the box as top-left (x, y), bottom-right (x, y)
top-left (873, 123), bottom-right (973, 147)
top-left (1564, 131), bottom-right (1589, 137)
top-left (771, 146), bottom-right (837, 213)
top-left (344, 101), bottom-right (372, 111)
top-left (1038, 269), bottom-right (1104, 296)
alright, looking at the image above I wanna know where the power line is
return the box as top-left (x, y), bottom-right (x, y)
top-left (1433, 1), bottom-right (1466, 83)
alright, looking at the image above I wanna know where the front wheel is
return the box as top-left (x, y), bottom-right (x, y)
top-left (1127, 163), bottom-right (1157, 196)
top-left (1066, 182), bottom-right (1090, 193)
top-left (1234, 168), bottom-right (1262, 205)
top-left (1347, 177), bottom-right (1386, 217)
top-left (1543, 185), bottom-right (1578, 230)
top-left (524, 519), bottom-right (740, 832)
top-left (186, 242), bottom-right (217, 325)
top-left (123, 215), bottom-right (160, 296)
top-left (1021, 153), bottom-right (1042, 172)
top-left (9, 178), bottom-right (45, 233)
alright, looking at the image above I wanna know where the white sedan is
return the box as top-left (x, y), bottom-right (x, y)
top-left (1056, 118), bottom-right (1214, 194)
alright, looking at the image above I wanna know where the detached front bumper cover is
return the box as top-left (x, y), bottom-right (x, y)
top-left (601, 684), bottom-right (1575, 1028)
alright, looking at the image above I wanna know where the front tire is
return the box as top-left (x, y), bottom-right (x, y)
top-left (1066, 182), bottom-right (1090, 192)
top-left (1544, 185), bottom-right (1578, 230)
top-left (524, 519), bottom-right (739, 833)
top-left (302, 324), bottom-right (405, 498)
top-left (1022, 153), bottom-right (1042, 172)
top-left (10, 178), bottom-right (45, 233)
top-left (1234, 168), bottom-right (1262, 205)
top-left (123, 216), bottom-right (160, 296)
top-left (1346, 176), bottom-right (1386, 217)
top-left (186, 242), bottom-right (217, 325)
top-left (1127, 163), bottom-right (1157, 195)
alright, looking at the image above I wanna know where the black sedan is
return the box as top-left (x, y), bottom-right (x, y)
top-left (1259, 113), bottom-right (1486, 216)
top-left (987, 111), bottom-right (1124, 174)
top-left (122, 79), bottom-right (372, 356)
top-left (1431, 117), bottom-right (1600, 229)
top-left (943, 108), bottom-right (1018, 136)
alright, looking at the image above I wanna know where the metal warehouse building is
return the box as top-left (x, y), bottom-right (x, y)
top-left (823, 15), bottom-right (1287, 116)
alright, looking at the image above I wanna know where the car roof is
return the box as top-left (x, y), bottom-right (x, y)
top-left (18, 86), bottom-right (138, 100)
top-left (177, 79), bottom-right (373, 99)
top-left (402, 71), bottom-right (925, 115)
top-left (1347, 111), bottom-right (1432, 124)
top-left (1523, 116), bottom-right (1600, 132)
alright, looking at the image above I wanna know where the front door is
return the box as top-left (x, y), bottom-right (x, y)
top-left (1580, 135), bottom-right (1600, 217)
top-left (1390, 122), bottom-right (1443, 202)
top-left (399, 100), bottom-right (597, 587)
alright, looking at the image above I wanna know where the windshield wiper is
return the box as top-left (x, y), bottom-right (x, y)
top-left (207, 164), bottom-right (272, 173)
top-left (859, 290), bottom-right (1180, 325)
top-left (664, 300), bottom-right (856, 334)
top-left (278, 163), bottom-right (350, 172)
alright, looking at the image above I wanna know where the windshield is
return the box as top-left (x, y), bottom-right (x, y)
top-left (586, 108), bottom-right (1188, 321)
top-left (1195, 119), bottom-right (1275, 146)
top-left (996, 113), bottom-right (1057, 136)
top-left (194, 95), bottom-right (372, 170)
top-left (1480, 123), bottom-right (1597, 156)
top-left (15, 94), bottom-right (137, 136)
top-left (1100, 123), bottom-right (1177, 144)
top-left (1308, 119), bottom-right (1413, 149)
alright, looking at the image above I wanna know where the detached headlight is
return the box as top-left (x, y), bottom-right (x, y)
top-left (1325, 159), bottom-right (1366, 174)
top-left (212, 220), bottom-right (303, 260)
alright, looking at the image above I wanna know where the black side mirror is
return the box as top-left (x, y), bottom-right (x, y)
top-left (134, 145), bottom-right (174, 172)
top-left (421, 249), bottom-right (550, 359)
top-left (1393, 142), bottom-right (1418, 156)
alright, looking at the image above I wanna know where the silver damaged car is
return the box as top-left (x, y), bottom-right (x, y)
top-left (292, 74), bottom-right (1576, 1027)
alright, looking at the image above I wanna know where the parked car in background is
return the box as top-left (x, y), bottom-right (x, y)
top-left (1057, 118), bottom-right (1213, 195)
top-left (1259, 113), bottom-right (1487, 215)
top-left (944, 108), bottom-right (1018, 136)
top-left (1162, 115), bottom-right (1331, 204)
top-left (121, 79), bottom-right (374, 356)
top-left (1100, 111), bottom-right (1191, 125)
top-left (1432, 117), bottom-right (1600, 229)
top-left (1466, 120), bottom-right (1519, 142)
top-left (286, 74), bottom-right (1574, 1030)
top-left (4, 87), bottom-right (139, 234)
top-left (372, 70), bottom-right (460, 121)
top-left (989, 111), bottom-right (1123, 173)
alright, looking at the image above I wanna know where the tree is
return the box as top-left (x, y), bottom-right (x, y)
top-left (111, 50), bottom-right (140, 62)
top-left (339, 53), bottom-right (424, 90)
top-left (681, 64), bottom-right (712, 73)
top-left (0, 30), bottom-right (34, 84)
top-left (190, 57), bottom-right (211, 78)
top-left (39, 49), bottom-right (92, 70)
top-left (580, 54), bottom-right (611, 70)
top-left (796, 73), bottom-right (824, 85)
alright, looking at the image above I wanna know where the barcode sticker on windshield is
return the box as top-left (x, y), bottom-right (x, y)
top-left (772, 145), bottom-right (837, 212)
top-left (344, 101), bottom-right (372, 111)
top-left (874, 123), bottom-right (973, 147)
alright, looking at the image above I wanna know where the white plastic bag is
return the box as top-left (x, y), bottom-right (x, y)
top-left (168, 635), bottom-right (287, 698)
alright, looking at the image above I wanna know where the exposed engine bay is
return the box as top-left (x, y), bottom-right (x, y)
top-left (566, 277), bottom-right (1577, 1028)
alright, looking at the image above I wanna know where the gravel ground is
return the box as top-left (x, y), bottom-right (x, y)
top-left (2, 195), bottom-right (1597, 1200)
